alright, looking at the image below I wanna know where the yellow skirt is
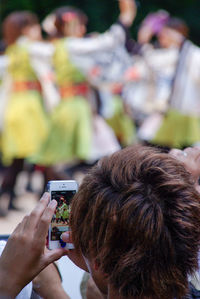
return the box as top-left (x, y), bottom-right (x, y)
top-left (1, 90), bottom-right (48, 165)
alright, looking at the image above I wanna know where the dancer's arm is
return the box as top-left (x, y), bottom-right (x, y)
top-left (67, 0), bottom-right (136, 54)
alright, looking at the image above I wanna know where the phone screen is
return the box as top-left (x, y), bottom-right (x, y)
top-left (50, 190), bottom-right (76, 241)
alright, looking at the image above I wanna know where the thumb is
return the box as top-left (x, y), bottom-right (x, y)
top-left (44, 248), bottom-right (67, 265)
top-left (61, 231), bottom-right (73, 243)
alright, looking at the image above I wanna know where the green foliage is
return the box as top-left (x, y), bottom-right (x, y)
top-left (0, 0), bottom-right (200, 44)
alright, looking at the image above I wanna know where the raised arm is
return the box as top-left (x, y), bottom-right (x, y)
top-left (119, 0), bottom-right (137, 28)
top-left (67, 0), bottom-right (136, 54)
top-left (67, 24), bottom-right (126, 54)
top-left (29, 41), bottom-right (54, 59)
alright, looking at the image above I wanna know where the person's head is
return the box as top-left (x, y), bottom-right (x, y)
top-left (137, 10), bottom-right (169, 44)
top-left (70, 145), bottom-right (200, 299)
top-left (54, 6), bottom-right (88, 38)
top-left (3, 11), bottom-right (41, 46)
top-left (158, 17), bottom-right (189, 48)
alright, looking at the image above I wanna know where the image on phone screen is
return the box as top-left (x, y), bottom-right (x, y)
top-left (50, 190), bottom-right (76, 241)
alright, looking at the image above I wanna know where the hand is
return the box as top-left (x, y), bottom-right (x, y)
top-left (138, 25), bottom-right (154, 44)
top-left (170, 147), bottom-right (200, 191)
top-left (0, 193), bottom-right (67, 298)
top-left (124, 66), bottom-right (141, 81)
top-left (61, 231), bottom-right (89, 272)
top-left (119, 0), bottom-right (137, 27)
top-left (33, 262), bottom-right (70, 299)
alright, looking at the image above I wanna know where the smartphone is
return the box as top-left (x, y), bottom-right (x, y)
top-left (47, 180), bottom-right (78, 250)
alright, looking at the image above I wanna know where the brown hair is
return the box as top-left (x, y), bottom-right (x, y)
top-left (165, 17), bottom-right (189, 38)
top-left (54, 6), bottom-right (88, 37)
top-left (71, 145), bottom-right (200, 299)
top-left (3, 11), bottom-right (39, 46)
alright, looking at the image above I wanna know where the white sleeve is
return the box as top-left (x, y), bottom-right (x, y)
top-left (29, 41), bottom-right (54, 62)
top-left (67, 25), bottom-right (132, 87)
top-left (0, 55), bottom-right (9, 80)
top-left (67, 24), bottom-right (126, 54)
top-left (29, 42), bottom-right (60, 112)
top-left (190, 45), bottom-right (200, 83)
top-left (31, 56), bottom-right (60, 112)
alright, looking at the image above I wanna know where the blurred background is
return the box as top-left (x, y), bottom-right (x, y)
top-left (0, 0), bottom-right (200, 235)
top-left (0, 1), bottom-right (200, 297)
top-left (1, 0), bottom-right (200, 44)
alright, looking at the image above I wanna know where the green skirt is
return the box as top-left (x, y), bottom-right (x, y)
top-left (106, 96), bottom-right (135, 147)
top-left (153, 109), bottom-right (200, 148)
top-left (29, 96), bottom-right (92, 166)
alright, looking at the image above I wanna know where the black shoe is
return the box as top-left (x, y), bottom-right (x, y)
top-left (8, 202), bottom-right (22, 211)
top-left (0, 208), bottom-right (8, 217)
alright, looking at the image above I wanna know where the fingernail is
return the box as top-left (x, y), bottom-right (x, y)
top-left (61, 232), bottom-right (69, 242)
top-left (49, 200), bottom-right (57, 208)
top-left (41, 192), bottom-right (49, 200)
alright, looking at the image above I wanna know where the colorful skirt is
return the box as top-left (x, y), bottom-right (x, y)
top-left (29, 96), bottom-right (92, 166)
top-left (1, 90), bottom-right (48, 165)
top-left (152, 109), bottom-right (200, 148)
top-left (106, 96), bottom-right (135, 147)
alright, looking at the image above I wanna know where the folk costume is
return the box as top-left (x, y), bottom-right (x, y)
top-left (152, 40), bottom-right (200, 148)
top-left (0, 38), bottom-right (49, 165)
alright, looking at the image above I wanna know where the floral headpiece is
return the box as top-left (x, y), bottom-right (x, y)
top-left (62, 12), bottom-right (78, 23)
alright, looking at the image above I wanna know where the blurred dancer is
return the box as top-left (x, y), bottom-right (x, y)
top-left (134, 15), bottom-right (200, 149)
top-left (0, 12), bottom-right (53, 215)
top-left (148, 18), bottom-right (200, 148)
top-left (30, 1), bottom-right (136, 172)
top-left (32, 6), bottom-right (93, 167)
top-left (151, 17), bottom-right (200, 148)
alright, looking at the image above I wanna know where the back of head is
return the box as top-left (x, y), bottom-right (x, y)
top-left (71, 145), bottom-right (200, 299)
top-left (165, 17), bottom-right (189, 38)
top-left (54, 6), bottom-right (88, 37)
top-left (3, 11), bottom-right (39, 45)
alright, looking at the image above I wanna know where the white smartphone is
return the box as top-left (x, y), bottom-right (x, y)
top-left (47, 180), bottom-right (78, 250)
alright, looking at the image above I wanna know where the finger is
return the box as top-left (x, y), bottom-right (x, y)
top-left (194, 145), bottom-right (200, 150)
top-left (44, 248), bottom-right (67, 266)
top-left (184, 147), bottom-right (200, 161)
top-left (25, 193), bottom-right (50, 231)
top-left (170, 149), bottom-right (184, 159)
top-left (194, 151), bottom-right (200, 163)
top-left (35, 200), bottom-right (57, 242)
top-left (184, 147), bottom-right (196, 154)
top-left (12, 214), bottom-right (29, 234)
top-left (61, 231), bottom-right (73, 243)
top-left (6, 215), bottom-right (29, 250)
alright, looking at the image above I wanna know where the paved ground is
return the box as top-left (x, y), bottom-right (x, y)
top-left (0, 193), bottom-right (37, 234)
top-left (0, 171), bottom-right (42, 234)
